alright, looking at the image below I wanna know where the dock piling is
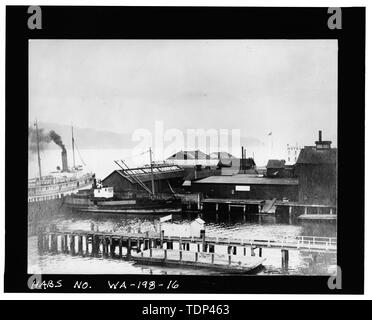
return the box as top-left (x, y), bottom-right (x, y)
top-left (127, 238), bottom-right (131, 258)
top-left (78, 235), bottom-right (83, 254)
top-left (64, 234), bottom-right (68, 253)
top-left (281, 249), bottom-right (289, 270)
top-left (70, 234), bottom-right (75, 255)
top-left (110, 236), bottom-right (115, 257)
top-left (119, 237), bottom-right (123, 258)
top-left (85, 235), bottom-right (89, 255)
top-left (60, 234), bottom-right (65, 253)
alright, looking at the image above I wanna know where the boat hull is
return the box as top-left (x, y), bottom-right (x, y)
top-left (63, 195), bottom-right (182, 215)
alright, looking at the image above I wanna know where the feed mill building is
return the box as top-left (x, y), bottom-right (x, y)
top-left (295, 131), bottom-right (337, 206)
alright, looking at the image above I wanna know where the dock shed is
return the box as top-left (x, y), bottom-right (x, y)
top-left (102, 164), bottom-right (185, 196)
top-left (191, 174), bottom-right (299, 201)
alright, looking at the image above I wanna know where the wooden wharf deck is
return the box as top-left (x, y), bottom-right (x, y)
top-left (298, 214), bottom-right (337, 221)
top-left (275, 201), bottom-right (337, 216)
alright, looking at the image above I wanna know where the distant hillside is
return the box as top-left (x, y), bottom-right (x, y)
top-left (35, 122), bottom-right (133, 150)
top-left (31, 122), bottom-right (264, 151)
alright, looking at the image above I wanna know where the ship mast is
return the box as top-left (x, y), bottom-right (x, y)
top-left (71, 125), bottom-right (76, 169)
top-left (149, 147), bottom-right (155, 196)
top-left (34, 120), bottom-right (42, 179)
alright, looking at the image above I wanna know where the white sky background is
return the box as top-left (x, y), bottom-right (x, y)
top-left (29, 39), bottom-right (338, 158)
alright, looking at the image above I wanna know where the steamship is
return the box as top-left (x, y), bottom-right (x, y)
top-left (28, 123), bottom-right (94, 216)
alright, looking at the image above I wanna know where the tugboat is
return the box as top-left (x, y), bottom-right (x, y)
top-left (63, 148), bottom-right (182, 214)
top-left (28, 121), bottom-right (94, 230)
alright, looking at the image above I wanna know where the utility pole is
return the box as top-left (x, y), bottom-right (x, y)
top-left (34, 120), bottom-right (42, 179)
top-left (149, 147), bottom-right (155, 196)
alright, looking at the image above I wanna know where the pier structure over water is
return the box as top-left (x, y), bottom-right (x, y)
top-left (199, 197), bottom-right (337, 221)
top-left (275, 201), bottom-right (337, 220)
top-left (38, 228), bottom-right (336, 271)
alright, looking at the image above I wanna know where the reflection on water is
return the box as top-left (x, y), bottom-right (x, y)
top-left (28, 207), bottom-right (337, 275)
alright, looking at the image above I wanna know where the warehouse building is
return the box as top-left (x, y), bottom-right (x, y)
top-left (266, 159), bottom-right (296, 178)
top-left (191, 174), bottom-right (299, 201)
top-left (102, 164), bottom-right (185, 196)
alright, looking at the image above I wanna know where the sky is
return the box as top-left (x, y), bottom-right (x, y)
top-left (29, 39), bottom-right (338, 162)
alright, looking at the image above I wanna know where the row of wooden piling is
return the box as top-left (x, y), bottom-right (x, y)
top-left (37, 232), bottom-right (162, 258)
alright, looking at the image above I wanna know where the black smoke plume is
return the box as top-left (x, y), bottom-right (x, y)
top-left (49, 130), bottom-right (66, 152)
top-left (28, 127), bottom-right (66, 153)
top-left (28, 127), bottom-right (51, 153)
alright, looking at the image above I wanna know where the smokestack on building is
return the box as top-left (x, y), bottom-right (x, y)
top-left (315, 130), bottom-right (332, 150)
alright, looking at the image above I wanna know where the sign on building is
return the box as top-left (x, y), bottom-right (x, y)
top-left (236, 185), bottom-right (250, 191)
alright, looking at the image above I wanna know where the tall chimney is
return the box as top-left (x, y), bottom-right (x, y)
top-left (61, 149), bottom-right (68, 172)
top-left (318, 130), bottom-right (322, 142)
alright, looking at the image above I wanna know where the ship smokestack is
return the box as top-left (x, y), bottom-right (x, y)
top-left (49, 130), bottom-right (68, 171)
top-left (61, 148), bottom-right (68, 172)
top-left (319, 130), bottom-right (322, 142)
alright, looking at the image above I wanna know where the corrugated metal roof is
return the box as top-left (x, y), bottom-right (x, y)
top-left (103, 165), bottom-right (185, 184)
top-left (267, 159), bottom-right (286, 168)
top-left (209, 152), bottom-right (237, 159)
top-left (167, 150), bottom-right (208, 160)
top-left (193, 174), bottom-right (298, 185)
top-left (296, 148), bottom-right (337, 164)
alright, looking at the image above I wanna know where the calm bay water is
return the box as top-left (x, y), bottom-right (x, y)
top-left (28, 208), bottom-right (337, 275)
top-left (28, 148), bottom-right (337, 275)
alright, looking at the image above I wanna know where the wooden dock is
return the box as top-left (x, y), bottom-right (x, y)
top-left (37, 228), bottom-right (337, 271)
top-left (201, 198), bottom-right (337, 217)
top-left (276, 201), bottom-right (337, 216)
top-left (298, 214), bottom-right (337, 221)
top-left (201, 198), bottom-right (265, 213)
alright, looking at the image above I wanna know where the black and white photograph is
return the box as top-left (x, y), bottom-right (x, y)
top-left (28, 39), bottom-right (338, 276)
top-left (4, 5), bottom-right (366, 297)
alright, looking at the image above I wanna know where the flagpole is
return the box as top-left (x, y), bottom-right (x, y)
top-left (271, 133), bottom-right (273, 155)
